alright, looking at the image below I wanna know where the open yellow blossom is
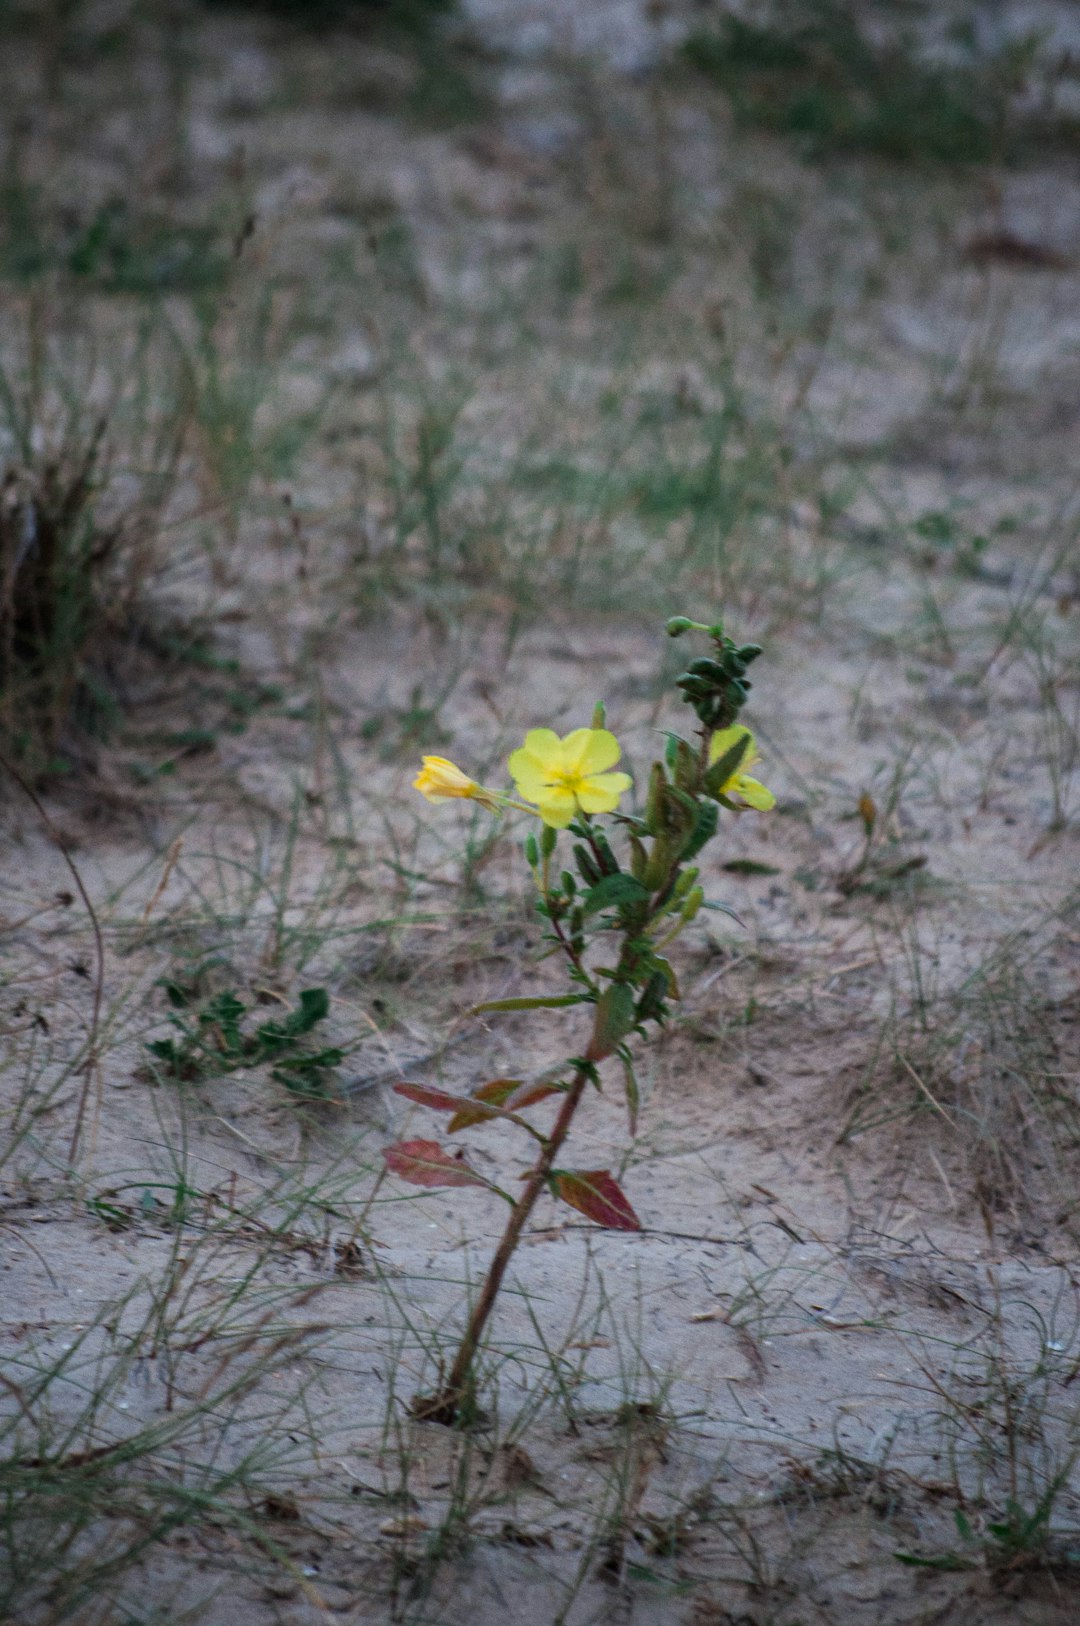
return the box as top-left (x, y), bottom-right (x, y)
top-left (508, 727), bottom-right (632, 829)
top-left (414, 756), bottom-right (501, 810)
top-left (708, 725), bottom-right (775, 810)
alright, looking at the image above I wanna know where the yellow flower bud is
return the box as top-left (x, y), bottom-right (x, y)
top-left (413, 757), bottom-right (500, 810)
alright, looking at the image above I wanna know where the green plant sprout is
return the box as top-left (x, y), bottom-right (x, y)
top-left (384, 614), bottom-right (775, 1423)
top-left (147, 984), bottom-right (343, 1097)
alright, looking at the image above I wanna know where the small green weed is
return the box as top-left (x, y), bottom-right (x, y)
top-left (0, 294), bottom-right (198, 775)
top-left (148, 983), bottom-right (344, 1097)
top-left (199, 0), bottom-right (455, 29)
top-left (682, 1), bottom-right (1071, 165)
top-left (0, 183), bottom-right (229, 293)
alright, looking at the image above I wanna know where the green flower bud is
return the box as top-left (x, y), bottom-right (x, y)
top-left (674, 865), bottom-right (699, 899)
top-left (680, 885), bottom-right (705, 922)
top-left (665, 616), bottom-right (696, 637)
top-left (524, 834), bottom-right (539, 867)
top-left (540, 825), bottom-right (558, 858)
top-left (643, 835), bottom-right (674, 891)
top-left (665, 785), bottom-right (699, 838)
top-left (645, 762), bottom-right (667, 836)
top-left (673, 738), bottom-right (698, 792)
top-left (686, 657), bottom-right (727, 682)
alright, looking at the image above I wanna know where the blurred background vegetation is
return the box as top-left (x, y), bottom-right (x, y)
top-left (1, 0), bottom-right (1078, 778)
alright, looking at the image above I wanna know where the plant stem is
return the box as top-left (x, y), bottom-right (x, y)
top-left (414, 1063), bottom-right (590, 1424)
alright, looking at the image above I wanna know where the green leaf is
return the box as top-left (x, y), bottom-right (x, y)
top-left (635, 970), bottom-right (669, 1026)
top-left (703, 732), bottom-right (751, 799)
top-left (272, 1050), bottom-right (343, 1097)
top-left (700, 899), bottom-right (743, 923)
top-left (681, 798), bottom-right (719, 861)
top-left (722, 859), bottom-right (780, 876)
top-left (472, 994), bottom-right (587, 1014)
top-left (258, 987), bottom-right (330, 1048)
top-left (587, 983), bottom-right (636, 1061)
top-left (893, 1551), bottom-right (974, 1572)
top-left (649, 954), bottom-right (680, 1001)
top-left (291, 987), bottom-right (330, 1032)
top-left (581, 874), bottom-right (649, 918)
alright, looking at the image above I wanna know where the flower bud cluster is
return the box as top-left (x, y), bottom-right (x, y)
top-left (671, 617), bottom-right (763, 732)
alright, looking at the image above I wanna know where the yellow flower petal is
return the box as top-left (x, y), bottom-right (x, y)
top-left (732, 774), bottom-right (775, 811)
top-left (509, 725), bottom-right (631, 822)
top-left (507, 750), bottom-right (552, 800)
top-left (708, 725), bottom-right (756, 769)
top-left (535, 787), bottom-right (577, 827)
top-left (414, 756), bottom-right (478, 803)
top-left (555, 727), bottom-right (620, 777)
top-left (521, 728), bottom-right (562, 761)
top-left (706, 726), bottom-right (775, 810)
top-left (575, 771), bottom-right (633, 813)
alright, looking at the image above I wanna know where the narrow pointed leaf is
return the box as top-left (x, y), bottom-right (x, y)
top-left (472, 994), bottom-right (586, 1014)
top-left (681, 798), bottom-right (719, 861)
top-left (652, 954), bottom-right (680, 999)
top-left (703, 733), bottom-right (751, 800)
top-left (551, 1169), bottom-right (641, 1231)
top-left (700, 899), bottom-right (743, 923)
top-left (383, 1139), bottom-right (490, 1190)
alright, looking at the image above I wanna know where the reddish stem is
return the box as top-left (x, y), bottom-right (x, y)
top-left (413, 1063), bottom-right (590, 1423)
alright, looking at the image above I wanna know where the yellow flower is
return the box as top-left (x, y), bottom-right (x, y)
top-left (708, 725), bottom-right (775, 810)
top-left (508, 728), bottom-right (632, 829)
top-left (414, 756), bottom-right (501, 810)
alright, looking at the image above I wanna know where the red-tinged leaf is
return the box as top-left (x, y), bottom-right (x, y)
top-left (393, 1083), bottom-right (465, 1113)
top-left (504, 1079), bottom-right (563, 1112)
top-left (446, 1078), bottom-right (563, 1133)
top-left (382, 1139), bottom-right (490, 1190)
top-left (447, 1078), bottom-right (524, 1133)
top-left (551, 1169), bottom-right (641, 1231)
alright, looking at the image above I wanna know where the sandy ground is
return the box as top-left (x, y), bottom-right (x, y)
top-left (2, 2), bottom-right (1080, 1622)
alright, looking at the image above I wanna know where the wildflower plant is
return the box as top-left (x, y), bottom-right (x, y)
top-left (385, 615), bottom-right (774, 1422)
